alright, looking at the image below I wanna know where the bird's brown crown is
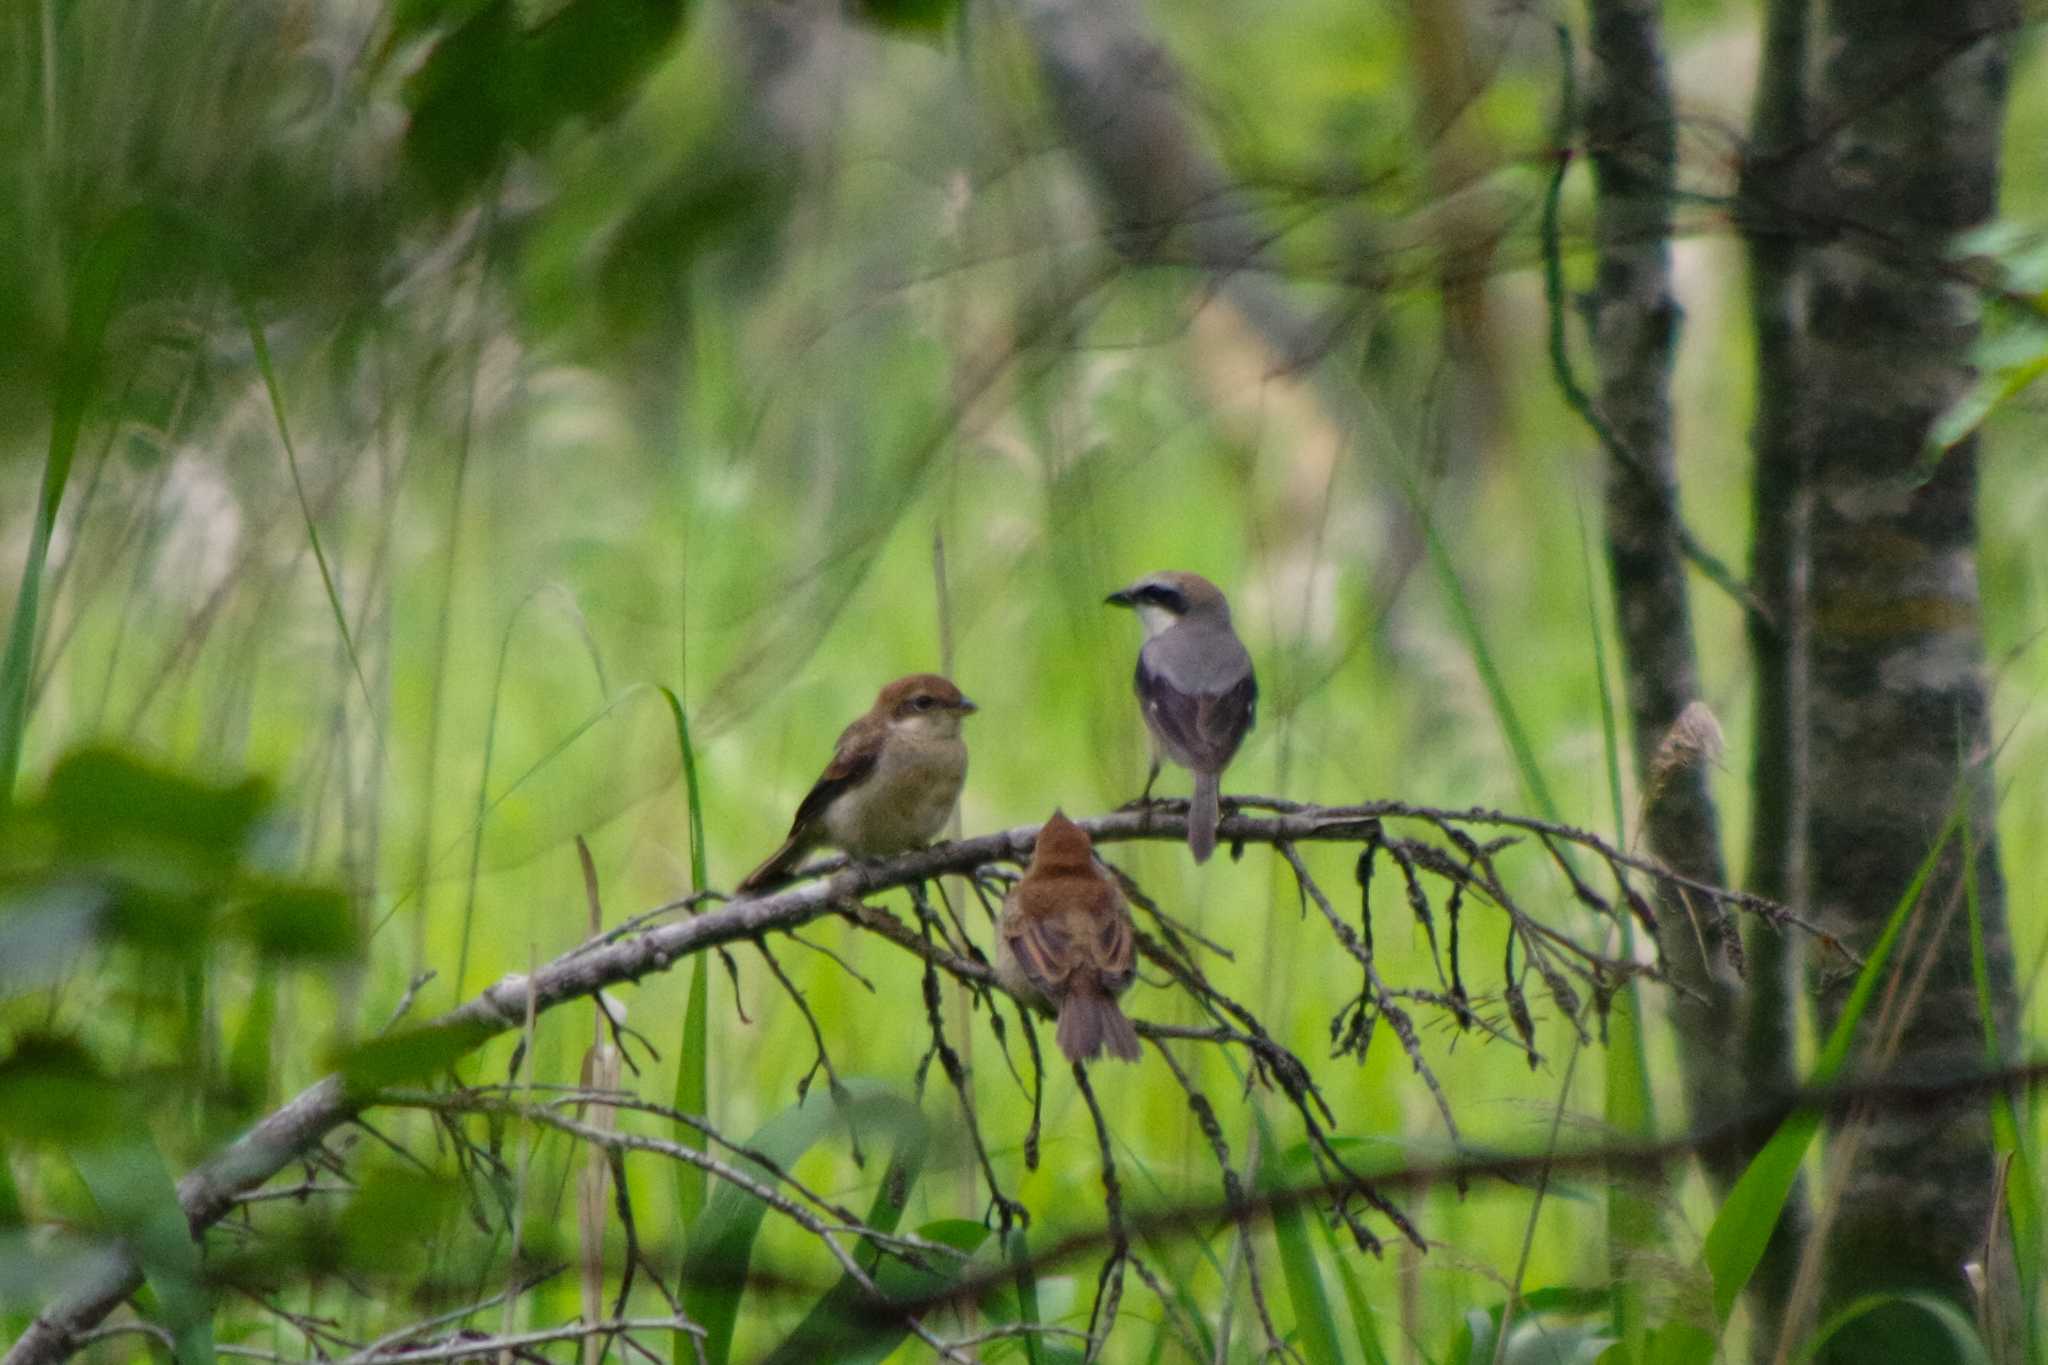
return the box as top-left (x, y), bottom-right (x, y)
top-left (1028, 809), bottom-right (1098, 876)
top-left (1107, 570), bottom-right (1230, 617)
top-left (877, 673), bottom-right (976, 718)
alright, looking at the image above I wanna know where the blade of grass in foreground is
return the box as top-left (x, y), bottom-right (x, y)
top-left (1960, 788), bottom-right (2040, 1343)
top-left (658, 685), bottom-right (712, 1288)
top-left (752, 1123), bottom-right (938, 1365)
top-left (0, 210), bottom-right (149, 800)
top-left (1579, 498), bottom-right (1657, 1362)
top-left (241, 301), bottom-right (377, 727)
top-left (680, 1080), bottom-right (924, 1365)
top-left (1256, 1106), bottom-right (1349, 1363)
top-left (1418, 512), bottom-right (1560, 822)
top-left (1672, 811), bottom-right (1961, 1362)
top-left (1311, 1178), bottom-right (1393, 1364)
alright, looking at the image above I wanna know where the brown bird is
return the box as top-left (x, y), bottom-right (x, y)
top-left (1105, 571), bottom-right (1257, 862)
top-left (738, 674), bottom-right (977, 893)
top-left (995, 811), bottom-right (1142, 1064)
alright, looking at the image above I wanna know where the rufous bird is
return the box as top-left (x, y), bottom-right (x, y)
top-left (996, 810), bottom-right (1142, 1064)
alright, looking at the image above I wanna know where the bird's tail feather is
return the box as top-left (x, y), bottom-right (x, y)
top-left (1188, 773), bottom-right (1220, 864)
top-left (1057, 991), bottom-right (1142, 1064)
top-left (739, 835), bottom-right (809, 894)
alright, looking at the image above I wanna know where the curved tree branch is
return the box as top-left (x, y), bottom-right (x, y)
top-left (2, 797), bottom-right (1791, 1365)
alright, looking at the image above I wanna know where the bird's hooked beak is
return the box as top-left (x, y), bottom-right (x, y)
top-left (1104, 588), bottom-right (1135, 608)
top-left (953, 695), bottom-right (979, 714)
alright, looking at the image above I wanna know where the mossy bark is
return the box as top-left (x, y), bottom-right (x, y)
top-left (1583, 0), bottom-right (1744, 1188)
top-left (1801, 1), bottom-right (2020, 1355)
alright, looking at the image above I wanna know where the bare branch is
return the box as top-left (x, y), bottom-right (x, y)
top-left (2, 798), bottom-right (1804, 1365)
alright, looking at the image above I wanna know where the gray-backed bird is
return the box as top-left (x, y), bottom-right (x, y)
top-left (1105, 571), bottom-right (1256, 863)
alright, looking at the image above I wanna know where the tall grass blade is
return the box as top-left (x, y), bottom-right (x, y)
top-left (454, 588), bottom-right (610, 996)
top-left (1256, 1106), bottom-right (1349, 1362)
top-left (1579, 501), bottom-right (1656, 1361)
top-left (0, 1137), bottom-right (22, 1341)
top-left (1602, 987), bottom-right (1656, 1360)
top-left (1682, 812), bottom-right (1960, 1357)
top-left (753, 1122), bottom-right (941, 1365)
top-left (575, 836), bottom-right (620, 1365)
top-left (240, 302), bottom-right (378, 728)
top-left (1312, 1189), bottom-right (1393, 1364)
top-left (0, 210), bottom-right (149, 800)
top-left (1006, 1226), bottom-right (1049, 1365)
top-left (657, 685), bottom-right (712, 1362)
top-left (1959, 787), bottom-right (2040, 1341)
top-left (758, 1218), bottom-right (988, 1365)
top-left (679, 1080), bottom-right (925, 1365)
top-left (1418, 514), bottom-right (1560, 822)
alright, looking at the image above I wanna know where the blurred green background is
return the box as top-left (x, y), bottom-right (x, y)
top-left (3, 0), bottom-right (2047, 1361)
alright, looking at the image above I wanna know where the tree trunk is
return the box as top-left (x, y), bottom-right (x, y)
top-left (1582, 0), bottom-right (1744, 1191)
top-left (1801, 0), bottom-right (2019, 1353)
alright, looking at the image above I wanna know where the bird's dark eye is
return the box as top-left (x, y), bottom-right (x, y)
top-left (912, 696), bottom-right (935, 711)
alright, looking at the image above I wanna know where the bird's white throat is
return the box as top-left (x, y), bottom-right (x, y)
top-left (1136, 602), bottom-right (1181, 638)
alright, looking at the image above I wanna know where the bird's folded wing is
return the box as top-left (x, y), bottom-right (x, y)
top-left (1091, 893), bottom-right (1137, 993)
top-left (1002, 915), bottom-right (1072, 996)
top-left (1136, 656), bottom-right (1258, 770)
top-left (783, 716), bottom-right (884, 836)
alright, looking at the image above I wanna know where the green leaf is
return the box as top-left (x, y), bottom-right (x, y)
top-left (0, 1035), bottom-right (130, 1145)
top-left (339, 1167), bottom-right (463, 1266)
top-left (403, 0), bottom-right (689, 195)
top-left (1452, 1293), bottom-right (1613, 1365)
top-left (1256, 1106), bottom-right (1348, 1364)
top-left (850, 0), bottom-right (958, 33)
top-left (226, 971), bottom-right (277, 1112)
top-left (0, 1137), bottom-right (20, 1225)
top-left (1796, 1292), bottom-right (1993, 1365)
top-left (756, 1090), bottom-right (933, 1363)
top-left (680, 1079), bottom-right (926, 1365)
top-left (757, 1218), bottom-right (988, 1365)
top-left (335, 1021), bottom-right (494, 1094)
top-left (37, 747), bottom-right (269, 872)
top-left (1639, 1322), bottom-right (1715, 1365)
top-left (1451, 1305), bottom-right (1497, 1365)
top-left (224, 883), bottom-right (359, 961)
top-left (74, 1136), bottom-right (214, 1365)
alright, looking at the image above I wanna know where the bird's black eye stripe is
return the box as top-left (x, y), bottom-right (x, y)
top-left (1138, 584), bottom-right (1187, 612)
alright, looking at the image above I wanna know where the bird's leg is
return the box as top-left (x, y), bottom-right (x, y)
top-left (1119, 755), bottom-right (1165, 811)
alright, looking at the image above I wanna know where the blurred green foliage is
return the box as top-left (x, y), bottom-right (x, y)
top-left (0, 0), bottom-right (2045, 1361)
